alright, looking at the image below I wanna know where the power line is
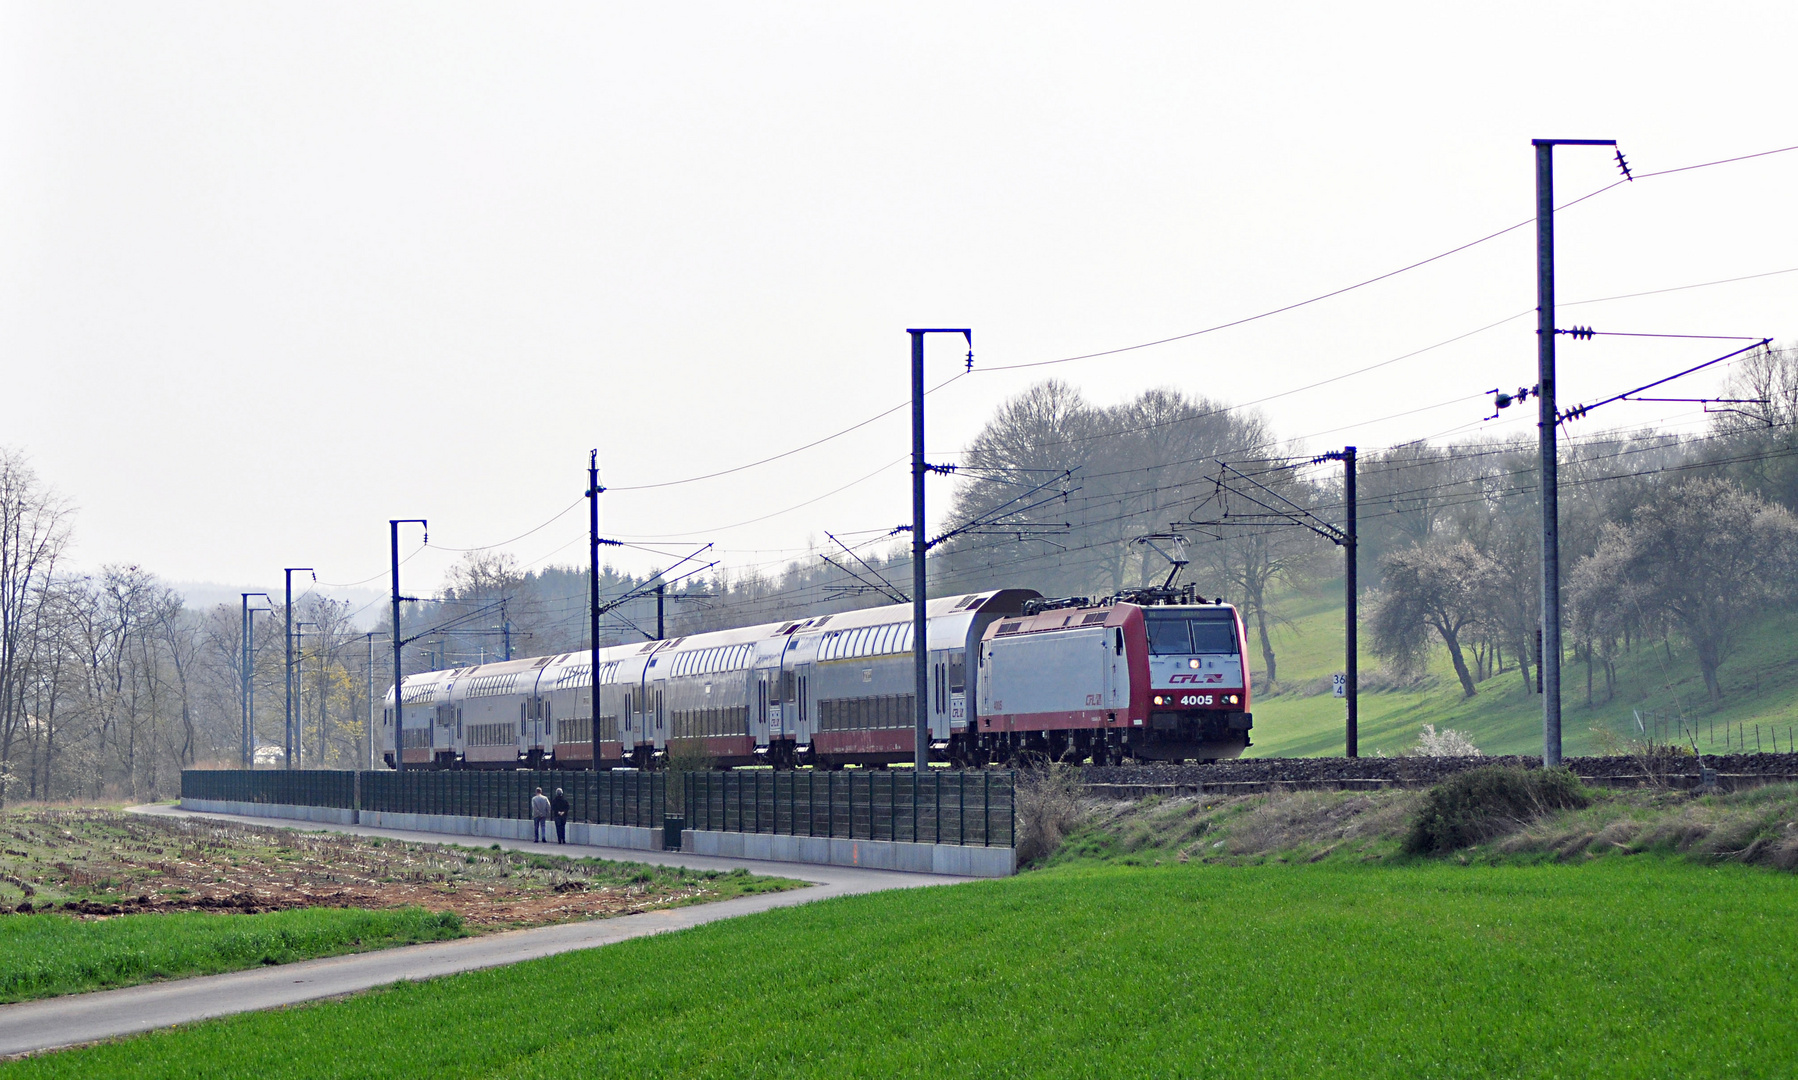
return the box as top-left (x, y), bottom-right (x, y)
top-left (527, 145), bottom-right (1798, 507)
top-left (607, 373), bottom-right (968, 492)
top-left (973, 143), bottom-right (1798, 376)
top-left (427, 496), bottom-right (586, 553)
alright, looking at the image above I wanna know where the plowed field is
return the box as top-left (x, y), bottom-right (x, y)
top-left (0, 808), bottom-right (799, 928)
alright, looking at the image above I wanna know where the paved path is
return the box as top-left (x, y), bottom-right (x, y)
top-left (0, 805), bottom-right (971, 1057)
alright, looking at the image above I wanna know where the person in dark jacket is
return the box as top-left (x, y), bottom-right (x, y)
top-left (551, 787), bottom-right (571, 844)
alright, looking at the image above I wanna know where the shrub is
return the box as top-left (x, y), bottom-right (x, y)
top-left (1014, 766), bottom-right (1087, 866)
top-left (1407, 723), bottom-right (1481, 758)
top-left (1404, 766), bottom-right (1589, 855)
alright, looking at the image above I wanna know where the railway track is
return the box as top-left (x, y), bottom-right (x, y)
top-left (1079, 752), bottom-right (1798, 798)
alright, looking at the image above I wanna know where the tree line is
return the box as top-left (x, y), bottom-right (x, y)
top-left (0, 449), bottom-right (380, 804)
top-left (2, 345), bottom-right (1791, 798)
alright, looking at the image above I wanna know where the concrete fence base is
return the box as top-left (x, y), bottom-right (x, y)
top-left (180, 799), bottom-right (358, 826)
top-left (356, 811), bottom-right (663, 851)
top-left (681, 829), bottom-right (1015, 878)
top-left (179, 799), bottom-right (663, 850)
top-left (177, 798), bottom-right (1014, 875)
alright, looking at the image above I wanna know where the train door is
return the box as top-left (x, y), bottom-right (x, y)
top-left (796, 670), bottom-right (809, 742)
top-left (948, 650), bottom-right (968, 730)
top-left (783, 632), bottom-right (820, 747)
top-left (622, 686), bottom-right (638, 753)
top-left (756, 665), bottom-right (776, 739)
top-left (758, 672), bottom-right (770, 735)
top-left (1106, 626), bottom-right (1130, 711)
top-left (652, 683), bottom-right (666, 751)
top-left (778, 667), bottom-right (796, 744)
top-left (931, 656), bottom-right (949, 741)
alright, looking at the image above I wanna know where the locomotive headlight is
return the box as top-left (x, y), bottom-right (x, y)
top-left (1223, 694), bottom-right (1239, 705)
top-left (1188, 658), bottom-right (1201, 669)
top-left (1152, 695), bottom-right (1165, 706)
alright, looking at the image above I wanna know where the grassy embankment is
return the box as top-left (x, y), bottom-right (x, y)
top-left (1246, 577), bottom-right (1798, 757)
top-left (0, 907), bottom-right (466, 1004)
top-left (8, 854), bottom-right (1794, 1078)
top-left (12, 772), bottom-right (1798, 1076)
top-left (1051, 776), bottom-right (1798, 872)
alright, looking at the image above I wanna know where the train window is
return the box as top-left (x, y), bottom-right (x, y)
top-left (1189, 619), bottom-right (1239, 654)
top-left (1147, 618), bottom-right (1192, 655)
top-left (949, 651), bottom-right (966, 694)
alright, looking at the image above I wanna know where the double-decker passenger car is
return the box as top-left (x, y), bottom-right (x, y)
top-left (382, 585), bottom-right (1252, 769)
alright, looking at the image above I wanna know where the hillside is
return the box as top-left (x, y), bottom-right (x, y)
top-left (1245, 578), bottom-right (1798, 758)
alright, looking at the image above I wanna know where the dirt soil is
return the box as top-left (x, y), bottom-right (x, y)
top-left (0, 808), bottom-right (799, 928)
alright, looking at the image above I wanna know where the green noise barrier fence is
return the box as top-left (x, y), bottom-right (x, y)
top-left (180, 769), bottom-right (358, 810)
top-left (181, 768), bottom-right (1013, 847)
top-left (682, 770), bottom-right (1015, 847)
top-left (182, 769), bottom-right (664, 829)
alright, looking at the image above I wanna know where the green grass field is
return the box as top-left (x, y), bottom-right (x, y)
top-left (1246, 579), bottom-right (1798, 757)
top-left (0, 906), bottom-right (465, 1004)
top-left (11, 857), bottom-right (1795, 1078)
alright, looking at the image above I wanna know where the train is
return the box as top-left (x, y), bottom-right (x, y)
top-left (381, 585), bottom-right (1253, 770)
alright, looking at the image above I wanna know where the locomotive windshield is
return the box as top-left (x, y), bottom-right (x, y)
top-left (1146, 612), bottom-right (1238, 655)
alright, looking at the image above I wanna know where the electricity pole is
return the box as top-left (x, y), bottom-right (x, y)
top-left (1342, 447), bottom-right (1358, 757)
top-left (295, 621), bottom-right (313, 766)
top-left (655, 583), bottom-right (665, 640)
top-left (501, 598), bottom-right (513, 661)
top-left (283, 568), bottom-right (313, 769)
top-left (240, 595), bottom-right (251, 767)
top-left (1533, 138), bottom-right (1614, 767)
top-left (906, 328), bottom-right (973, 771)
top-left (390, 519), bottom-right (427, 773)
top-left (241, 593), bottom-right (269, 767)
top-left (1310, 449), bottom-right (1358, 756)
top-left (366, 632), bottom-right (376, 771)
top-left (589, 451), bottom-right (605, 770)
top-left (318, 624), bottom-right (328, 768)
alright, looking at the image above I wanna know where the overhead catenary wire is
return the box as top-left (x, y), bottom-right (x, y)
top-left (382, 146), bottom-right (1798, 600)
top-left (973, 144), bottom-right (1798, 375)
top-left (574, 144), bottom-right (1798, 499)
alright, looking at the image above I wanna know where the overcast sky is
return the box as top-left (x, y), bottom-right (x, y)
top-left (3, 2), bottom-right (1794, 609)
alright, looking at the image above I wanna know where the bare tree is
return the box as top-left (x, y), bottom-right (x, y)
top-left (1576, 478), bottom-right (1798, 702)
top-left (0, 450), bottom-right (71, 806)
top-left (1369, 540), bottom-right (1491, 698)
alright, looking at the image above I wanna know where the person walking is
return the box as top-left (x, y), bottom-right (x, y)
top-left (551, 787), bottom-right (571, 844)
top-left (531, 787), bottom-right (551, 843)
